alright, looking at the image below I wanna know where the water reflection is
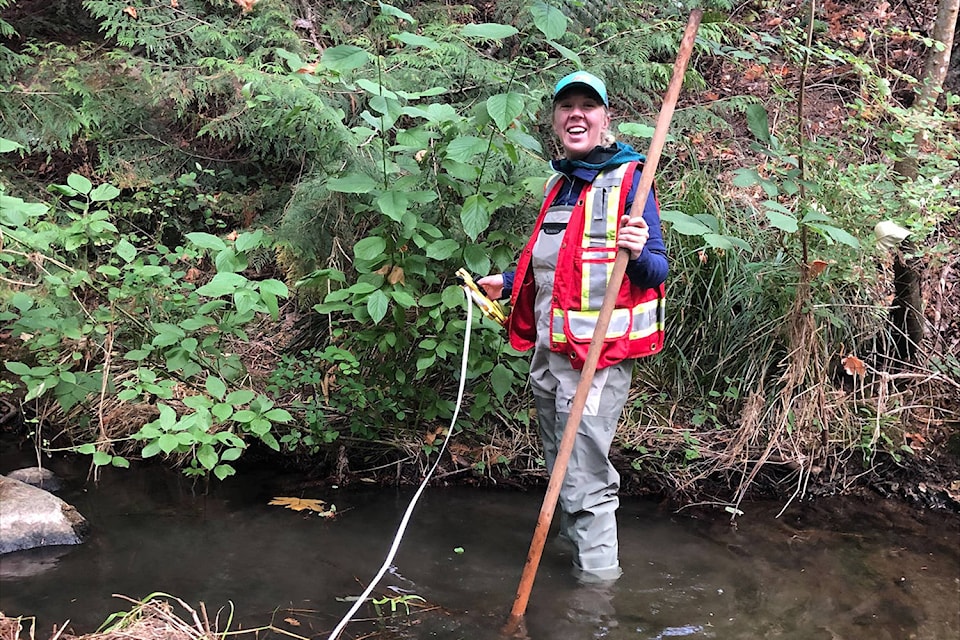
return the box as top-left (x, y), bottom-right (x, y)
top-left (0, 453), bottom-right (957, 640)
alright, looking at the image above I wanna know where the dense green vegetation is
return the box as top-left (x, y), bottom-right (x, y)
top-left (1, 0), bottom-right (957, 508)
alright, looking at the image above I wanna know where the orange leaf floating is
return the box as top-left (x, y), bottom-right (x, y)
top-left (269, 496), bottom-right (336, 517)
top-left (842, 354), bottom-right (866, 377)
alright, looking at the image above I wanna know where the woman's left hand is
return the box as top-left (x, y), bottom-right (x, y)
top-left (618, 214), bottom-right (649, 260)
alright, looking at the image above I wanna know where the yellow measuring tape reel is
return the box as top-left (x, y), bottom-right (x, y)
top-left (456, 268), bottom-right (507, 326)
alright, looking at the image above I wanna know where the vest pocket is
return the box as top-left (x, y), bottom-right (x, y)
top-left (564, 308), bottom-right (632, 342)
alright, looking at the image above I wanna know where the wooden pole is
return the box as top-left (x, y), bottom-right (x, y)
top-left (503, 9), bottom-right (703, 632)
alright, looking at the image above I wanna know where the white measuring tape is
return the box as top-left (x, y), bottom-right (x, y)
top-left (326, 288), bottom-right (477, 640)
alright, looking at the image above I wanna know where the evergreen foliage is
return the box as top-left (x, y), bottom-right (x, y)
top-left (0, 0), bottom-right (956, 502)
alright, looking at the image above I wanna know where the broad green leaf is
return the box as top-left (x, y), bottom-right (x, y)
top-left (206, 376), bottom-right (227, 400)
top-left (531, 1), bottom-right (567, 39)
top-left (89, 183), bottom-right (121, 202)
top-left (197, 444), bottom-right (219, 470)
top-left (274, 48), bottom-right (305, 72)
top-left (490, 363), bottom-right (514, 402)
top-left (486, 93), bottom-right (524, 131)
top-left (460, 194), bottom-right (491, 241)
top-left (321, 45), bottom-right (370, 73)
top-left (0, 137), bottom-right (24, 153)
top-left (505, 127), bottom-right (543, 154)
top-left (327, 172), bottom-right (377, 194)
top-left (703, 233), bottom-right (752, 252)
top-left (446, 136), bottom-right (488, 162)
top-left (766, 210), bottom-right (798, 233)
top-left (619, 122), bottom-right (657, 140)
top-left (186, 232), bottom-right (228, 252)
top-left (111, 456), bottom-right (130, 468)
top-left (816, 224), bottom-right (860, 248)
top-left (94, 264), bottom-right (121, 281)
top-left (461, 23), bottom-right (518, 39)
top-left (390, 290), bottom-right (417, 308)
top-left (425, 239), bottom-right (460, 260)
top-left (357, 78), bottom-right (399, 100)
top-left (66, 174), bottom-right (92, 195)
top-left (235, 229), bottom-right (264, 253)
top-left (196, 272), bottom-right (247, 297)
top-left (376, 190), bottom-right (409, 221)
top-left (379, 1), bottom-right (416, 23)
top-left (259, 279), bottom-right (289, 298)
top-left (212, 403), bottom-right (234, 421)
top-left (92, 451), bottom-right (113, 466)
top-left (115, 238), bottom-right (137, 262)
top-left (347, 281), bottom-right (378, 294)
top-left (354, 236), bottom-right (387, 261)
top-left (4, 361), bottom-right (32, 376)
top-left (367, 289), bottom-right (389, 324)
top-left (264, 408), bottom-right (293, 422)
top-left (158, 433), bottom-right (180, 454)
top-left (214, 464), bottom-right (236, 480)
top-left (463, 244), bottom-right (491, 275)
top-left (225, 389), bottom-right (256, 405)
top-left (746, 103), bottom-right (771, 144)
top-left (391, 32), bottom-right (440, 50)
top-left (221, 447), bottom-right (243, 461)
top-left (660, 210), bottom-right (714, 236)
top-left (732, 168), bottom-right (762, 188)
top-left (546, 39), bottom-right (580, 66)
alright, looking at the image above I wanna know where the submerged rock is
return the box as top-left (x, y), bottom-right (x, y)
top-left (0, 475), bottom-right (89, 554)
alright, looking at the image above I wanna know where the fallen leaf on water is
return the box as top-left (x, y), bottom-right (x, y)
top-left (269, 496), bottom-right (329, 512)
top-left (283, 618), bottom-right (300, 627)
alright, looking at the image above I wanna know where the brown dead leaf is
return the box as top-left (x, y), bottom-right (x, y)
top-left (226, 230), bottom-right (239, 241)
top-left (743, 64), bottom-right (765, 82)
top-left (295, 62), bottom-right (317, 74)
top-left (808, 259), bottom-right (829, 277)
top-left (233, 0), bottom-right (258, 13)
top-left (387, 265), bottom-right (405, 286)
top-left (184, 267), bottom-right (203, 283)
top-left (424, 426), bottom-right (445, 446)
top-left (269, 496), bottom-right (329, 513)
top-left (170, 0), bottom-right (178, 7)
top-left (842, 354), bottom-right (866, 377)
top-left (283, 618), bottom-right (301, 627)
top-left (123, 6), bottom-right (138, 18)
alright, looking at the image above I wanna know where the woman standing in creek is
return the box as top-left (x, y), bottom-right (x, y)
top-left (478, 71), bottom-right (668, 582)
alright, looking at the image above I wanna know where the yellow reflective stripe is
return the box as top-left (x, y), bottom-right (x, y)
top-left (551, 308), bottom-right (566, 343)
top-left (628, 298), bottom-right (665, 339)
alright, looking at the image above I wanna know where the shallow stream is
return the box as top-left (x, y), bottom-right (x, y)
top-left (1, 447), bottom-right (958, 640)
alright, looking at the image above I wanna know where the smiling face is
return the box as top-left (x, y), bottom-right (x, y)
top-left (552, 89), bottom-right (610, 160)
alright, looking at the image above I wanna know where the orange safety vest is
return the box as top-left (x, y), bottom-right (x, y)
top-left (506, 162), bottom-right (665, 370)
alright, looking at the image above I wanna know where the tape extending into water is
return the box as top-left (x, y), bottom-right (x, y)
top-left (326, 291), bottom-right (476, 640)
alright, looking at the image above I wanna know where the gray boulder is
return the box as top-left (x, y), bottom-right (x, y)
top-left (0, 475), bottom-right (89, 554)
top-left (6, 466), bottom-right (63, 491)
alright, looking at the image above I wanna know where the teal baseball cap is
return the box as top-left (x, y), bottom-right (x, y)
top-left (553, 71), bottom-right (608, 106)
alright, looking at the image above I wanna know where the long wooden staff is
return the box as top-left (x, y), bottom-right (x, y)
top-left (503, 9), bottom-right (703, 632)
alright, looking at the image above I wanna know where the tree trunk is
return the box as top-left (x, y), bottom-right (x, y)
top-left (887, 0), bottom-right (958, 363)
top-left (893, 0), bottom-right (959, 180)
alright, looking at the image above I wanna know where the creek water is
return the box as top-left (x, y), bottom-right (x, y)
top-left (1, 446), bottom-right (958, 640)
